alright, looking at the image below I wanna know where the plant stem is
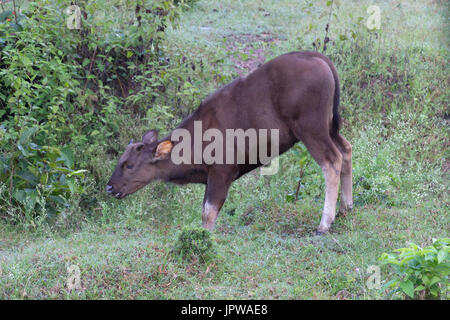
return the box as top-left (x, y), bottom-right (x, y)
top-left (83, 47), bottom-right (98, 93)
top-left (295, 168), bottom-right (304, 201)
top-left (323, 0), bottom-right (334, 52)
top-left (12, 0), bottom-right (17, 24)
top-left (9, 159), bottom-right (15, 205)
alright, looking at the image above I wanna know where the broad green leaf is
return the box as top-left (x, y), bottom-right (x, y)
top-left (429, 276), bottom-right (441, 286)
top-left (414, 285), bottom-right (425, 292)
top-left (49, 195), bottom-right (67, 206)
top-left (40, 172), bottom-right (48, 185)
top-left (67, 169), bottom-right (88, 178)
top-left (437, 249), bottom-right (447, 264)
top-left (53, 167), bottom-right (72, 174)
top-left (13, 189), bottom-right (26, 203)
top-left (17, 144), bottom-right (30, 157)
top-left (58, 147), bottom-right (74, 168)
top-left (23, 189), bottom-right (38, 210)
top-left (19, 127), bottom-right (39, 145)
top-left (400, 256), bottom-right (415, 265)
top-left (382, 279), bottom-right (398, 290)
top-left (422, 274), bottom-right (430, 286)
top-left (21, 55), bottom-right (32, 67)
top-left (67, 179), bottom-right (76, 194)
top-left (16, 169), bottom-right (39, 186)
top-left (399, 280), bottom-right (414, 298)
top-left (430, 287), bottom-right (439, 296)
top-left (82, 58), bottom-right (90, 67)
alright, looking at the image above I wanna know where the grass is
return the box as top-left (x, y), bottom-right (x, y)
top-left (0, 0), bottom-right (448, 299)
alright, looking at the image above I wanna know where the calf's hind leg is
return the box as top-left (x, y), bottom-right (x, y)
top-left (299, 133), bottom-right (343, 234)
top-left (331, 134), bottom-right (353, 214)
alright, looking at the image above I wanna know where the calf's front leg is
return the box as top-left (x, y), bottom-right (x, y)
top-left (201, 168), bottom-right (235, 231)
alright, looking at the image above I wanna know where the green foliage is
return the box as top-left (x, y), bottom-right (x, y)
top-left (0, 126), bottom-right (86, 222)
top-left (0, 2), bottom-right (85, 221)
top-left (0, 9), bottom-right (26, 39)
top-left (0, 0), bottom-right (203, 222)
top-left (286, 144), bottom-right (321, 203)
top-left (0, 24), bottom-right (80, 146)
top-left (379, 238), bottom-right (450, 299)
top-left (173, 226), bottom-right (216, 262)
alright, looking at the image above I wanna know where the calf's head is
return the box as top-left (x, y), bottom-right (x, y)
top-left (106, 130), bottom-right (173, 199)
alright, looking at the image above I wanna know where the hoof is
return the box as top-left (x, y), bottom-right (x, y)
top-left (315, 230), bottom-right (326, 236)
top-left (339, 204), bottom-right (353, 216)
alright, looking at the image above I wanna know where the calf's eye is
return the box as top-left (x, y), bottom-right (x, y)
top-left (126, 164), bottom-right (134, 170)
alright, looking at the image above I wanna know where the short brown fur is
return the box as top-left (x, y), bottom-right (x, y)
top-left (107, 51), bottom-right (353, 234)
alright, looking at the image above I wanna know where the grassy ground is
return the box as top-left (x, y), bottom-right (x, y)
top-left (0, 0), bottom-right (448, 299)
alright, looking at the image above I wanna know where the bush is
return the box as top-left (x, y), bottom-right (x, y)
top-left (0, 0), bottom-right (198, 222)
top-left (0, 126), bottom-right (86, 222)
top-left (379, 238), bottom-right (450, 299)
top-left (173, 226), bottom-right (217, 262)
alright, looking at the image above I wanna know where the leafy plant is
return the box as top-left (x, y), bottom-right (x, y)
top-left (0, 126), bottom-right (87, 222)
top-left (379, 238), bottom-right (450, 299)
top-left (0, 0), bottom-right (198, 220)
top-left (286, 144), bottom-right (312, 202)
top-left (172, 226), bottom-right (217, 262)
top-left (286, 144), bottom-right (322, 203)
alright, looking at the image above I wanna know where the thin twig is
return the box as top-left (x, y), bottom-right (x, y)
top-left (83, 47), bottom-right (98, 93)
top-left (9, 158), bottom-right (14, 205)
top-left (115, 71), bottom-right (127, 98)
top-left (12, 0), bottom-right (17, 24)
top-left (323, 0), bottom-right (334, 52)
top-left (295, 167), bottom-right (305, 201)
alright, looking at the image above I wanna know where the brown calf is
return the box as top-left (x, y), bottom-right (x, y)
top-left (107, 51), bottom-right (353, 234)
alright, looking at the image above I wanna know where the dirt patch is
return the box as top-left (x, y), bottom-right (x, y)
top-left (335, 289), bottom-right (352, 300)
top-left (226, 32), bottom-right (280, 76)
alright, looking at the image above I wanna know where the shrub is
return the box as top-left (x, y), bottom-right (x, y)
top-left (173, 226), bottom-right (216, 262)
top-left (0, 0), bottom-right (198, 222)
top-left (0, 126), bottom-right (86, 222)
top-left (379, 238), bottom-right (450, 299)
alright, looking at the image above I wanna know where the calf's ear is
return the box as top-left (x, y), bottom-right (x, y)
top-left (154, 140), bottom-right (173, 160)
top-left (143, 130), bottom-right (158, 145)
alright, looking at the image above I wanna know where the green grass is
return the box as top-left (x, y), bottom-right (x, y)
top-left (0, 0), bottom-right (448, 299)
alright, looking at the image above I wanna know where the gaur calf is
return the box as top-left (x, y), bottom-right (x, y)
top-left (107, 51), bottom-right (353, 234)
